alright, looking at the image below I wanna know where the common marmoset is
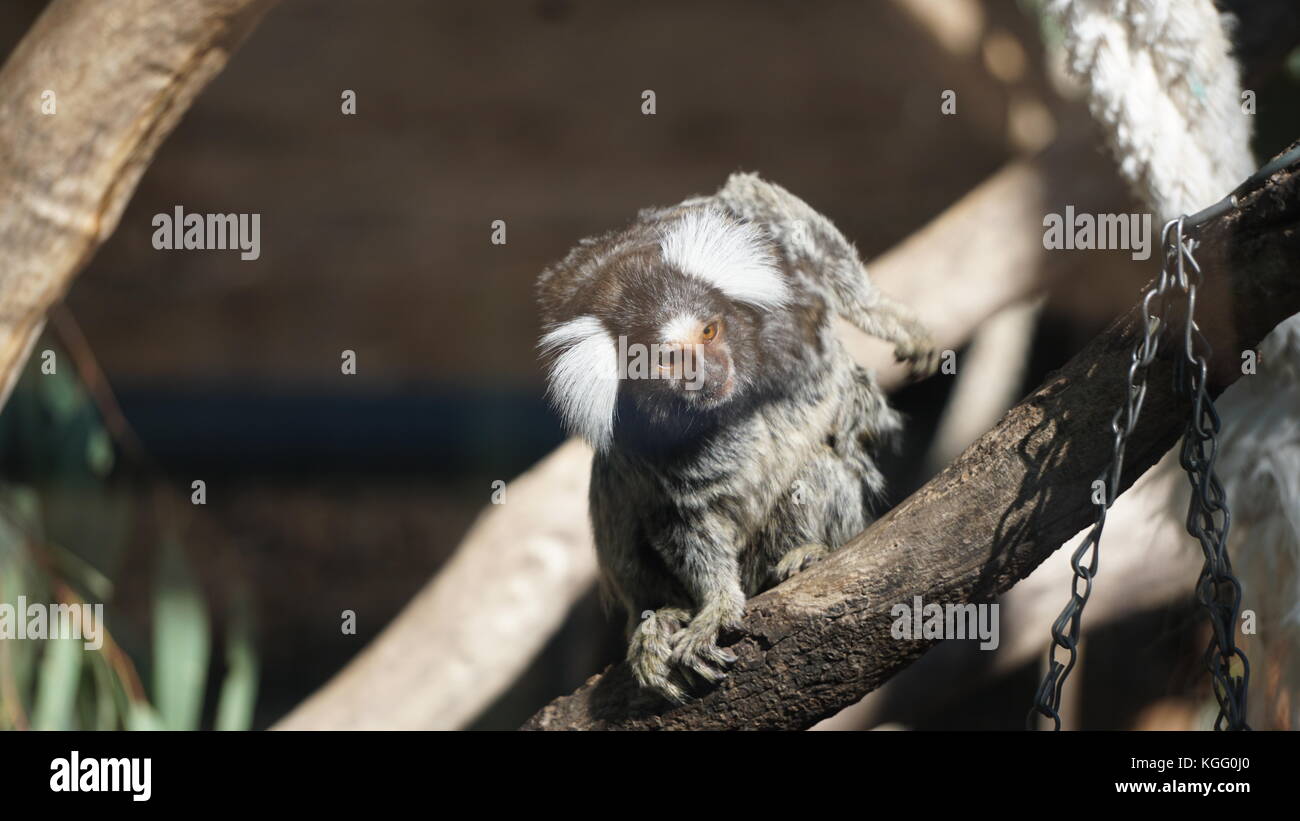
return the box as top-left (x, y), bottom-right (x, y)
top-left (536, 173), bottom-right (936, 703)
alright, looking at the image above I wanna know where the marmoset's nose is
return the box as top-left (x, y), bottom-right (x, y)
top-left (657, 341), bottom-right (697, 378)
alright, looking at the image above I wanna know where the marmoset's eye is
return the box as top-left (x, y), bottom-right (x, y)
top-left (701, 322), bottom-right (718, 342)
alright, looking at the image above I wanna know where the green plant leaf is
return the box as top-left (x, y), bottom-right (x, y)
top-left (85, 427), bottom-right (115, 478)
top-left (88, 647), bottom-right (120, 730)
top-left (152, 539), bottom-right (210, 731)
top-left (214, 593), bottom-right (258, 731)
top-left (0, 535), bottom-right (39, 723)
top-left (31, 638), bottom-right (83, 730)
top-left (44, 539), bottom-right (114, 602)
top-left (125, 701), bottom-right (167, 731)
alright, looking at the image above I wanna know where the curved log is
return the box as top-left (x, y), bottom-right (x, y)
top-left (0, 0), bottom-right (277, 406)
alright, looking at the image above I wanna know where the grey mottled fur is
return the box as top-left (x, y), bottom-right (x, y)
top-left (537, 173), bottom-right (935, 703)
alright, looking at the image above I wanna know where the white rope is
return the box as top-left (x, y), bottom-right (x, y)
top-left (1046, 0), bottom-right (1254, 221)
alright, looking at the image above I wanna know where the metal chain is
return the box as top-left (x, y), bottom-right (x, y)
top-left (1028, 217), bottom-right (1250, 730)
top-left (1171, 222), bottom-right (1251, 730)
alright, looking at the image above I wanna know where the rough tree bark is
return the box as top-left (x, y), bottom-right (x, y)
top-left (0, 0), bottom-right (277, 408)
top-left (813, 434), bottom-right (1215, 730)
top-left (523, 141), bottom-right (1300, 730)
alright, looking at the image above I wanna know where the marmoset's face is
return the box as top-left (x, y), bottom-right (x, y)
top-left (651, 310), bottom-right (732, 404)
top-left (538, 208), bottom-right (787, 451)
top-left (617, 277), bottom-right (762, 424)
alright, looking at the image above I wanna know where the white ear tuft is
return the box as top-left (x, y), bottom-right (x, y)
top-left (659, 209), bottom-right (788, 309)
top-left (539, 315), bottom-right (620, 450)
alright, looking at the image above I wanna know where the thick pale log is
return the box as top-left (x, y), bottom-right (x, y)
top-left (923, 297), bottom-right (1042, 472)
top-left (0, 0), bottom-right (277, 407)
top-left (840, 121), bottom-right (1120, 385)
top-left (276, 436), bottom-right (598, 731)
top-left (523, 142), bottom-right (1300, 730)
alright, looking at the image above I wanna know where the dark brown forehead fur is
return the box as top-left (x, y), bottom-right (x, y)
top-left (538, 216), bottom-right (720, 336)
top-left (536, 206), bottom-right (829, 358)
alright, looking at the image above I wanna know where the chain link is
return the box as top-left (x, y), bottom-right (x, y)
top-left (1029, 217), bottom-right (1250, 730)
top-left (1171, 223), bottom-right (1251, 730)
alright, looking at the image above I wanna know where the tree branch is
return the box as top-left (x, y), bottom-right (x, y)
top-left (522, 141), bottom-right (1300, 730)
top-left (0, 0), bottom-right (277, 409)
